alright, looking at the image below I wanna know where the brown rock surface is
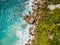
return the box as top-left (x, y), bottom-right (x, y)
top-left (23, 15), bottom-right (35, 24)
top-left (29, 27), bottom-right (33, 31)
top-left (24, 0), bottom-right (44, 45)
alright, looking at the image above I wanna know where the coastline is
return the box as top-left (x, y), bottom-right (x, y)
top-left (26, 0), bottom-right (60, 45)
top-left (1, 0), bottom-right (60, 45)
top-left (12, 0), bottom-right (35, 45)
top-left (15, 0), bottom-right (60, 45)
top-left (21, 0), bottom-right (35, 45)
top-left (24, 0), bottom-right (44, 45)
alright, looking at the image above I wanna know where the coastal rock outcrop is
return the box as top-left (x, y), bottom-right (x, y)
top-left (24, 0), bottom-right (43, 45)
top-left (23, 15), bottom-right (35, 24)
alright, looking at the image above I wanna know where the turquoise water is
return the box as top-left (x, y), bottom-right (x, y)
top-left (0, 0), bottom-right (32, 45)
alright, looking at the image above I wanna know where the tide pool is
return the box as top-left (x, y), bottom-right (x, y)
top-left (0, 0), bottom-right (34, 45)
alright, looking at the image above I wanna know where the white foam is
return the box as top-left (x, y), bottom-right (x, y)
top-left (15, 0), bottom-right (35, 45)
top-left (16, 30), bottom-right (23, 39)
top-left (16, 24), bottom-right (34, 45)
top-left (22, 0), bottom-right (34, 16)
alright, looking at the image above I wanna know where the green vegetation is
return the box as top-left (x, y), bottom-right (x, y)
top-left (47, 0), bottom-right (60, 4)
top-left (35, 1), bottom-right (60, 45)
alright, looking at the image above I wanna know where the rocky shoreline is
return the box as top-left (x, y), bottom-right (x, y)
top-left (23, 0), bottom-right (45, 45)
top-left (23, 0), bottom-right (60, 45)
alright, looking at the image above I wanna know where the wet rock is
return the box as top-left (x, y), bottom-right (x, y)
top-left (29, 18), bottom-right (35, 24)
top-left (23, 15), bottom-right (29, 20)
top-left (23, 15), bottom-right (35, 24)
top-left (25, 43), bottom-right (30, 45)
top-left (29, 27), bottom-right (33, 31)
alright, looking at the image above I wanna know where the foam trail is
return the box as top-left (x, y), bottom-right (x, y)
top-left (15, 0), bottom-right (35, 45)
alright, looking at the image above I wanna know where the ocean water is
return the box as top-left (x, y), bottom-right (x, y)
top-left (0, 0), bottom-right (34, 45)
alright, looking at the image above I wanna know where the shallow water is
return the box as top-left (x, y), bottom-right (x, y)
top-left (0, 0), bottom-right (33, 45)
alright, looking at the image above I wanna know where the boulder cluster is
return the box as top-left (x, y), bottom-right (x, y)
top-left (23, 0), bottom-right (45, 25)
top-left (24, 0), bottom-right (45, 45)
top-left (23, 14), bottom-right (35, 24)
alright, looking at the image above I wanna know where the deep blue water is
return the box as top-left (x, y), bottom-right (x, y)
top-left (0, 0), bottom-right (30, 45)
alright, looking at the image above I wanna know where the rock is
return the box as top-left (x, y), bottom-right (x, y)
top-left (25, 43), bottom-right (30, 45)
top-left (48, 35), bottom-right (53, 40)
top-left (23, 15), bottom-right (35, 24)
top-left (23, 15), bottom-right (29, 20)
top-left (57, 23), bottom-right (60, 26)
top-left (29, 31), bottom-right (34, 36)
top-left (29, 18), bottom-right (35, 24)
top-left (56, 4), bottom-right (60, 8)
top-left (29, 27), bottom-right (33, 31)
top-left (47, 5), bottom-right (56, 10)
